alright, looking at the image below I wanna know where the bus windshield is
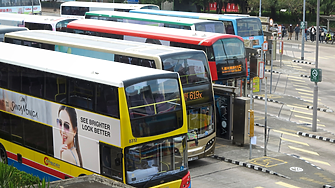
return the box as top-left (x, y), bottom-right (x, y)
top-left (125, 135), bottom-right (188, 185)
top-left (126, 78), bottom-right (182, 137)
top-left (236, 18), bottom-right (263, 37)
top-left (187, 105), bottom-right (214, 140)
top-left (194, 22), bottom-right (224, 33)
top-left (213, 38), bottom-right (245, 61)
top-left (161, 53), bottom-right (209, 85)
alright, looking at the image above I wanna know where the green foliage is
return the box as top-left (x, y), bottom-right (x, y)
top-left (0, 161), bottom-right (53, 188)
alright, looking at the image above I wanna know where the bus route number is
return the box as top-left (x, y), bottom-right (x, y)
top-left (129, 138), bottom-right (137, 143)
top-left (184, 91), bottom-right (203, 101)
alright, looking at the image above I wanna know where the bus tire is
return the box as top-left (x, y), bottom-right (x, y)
top-left (0, 143), bottom-right (7, 164)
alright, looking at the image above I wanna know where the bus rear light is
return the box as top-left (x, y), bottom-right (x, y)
top-left (208, 61), bottom-right (218, 81)
top-left (180, 171), bottom-right (191, 188)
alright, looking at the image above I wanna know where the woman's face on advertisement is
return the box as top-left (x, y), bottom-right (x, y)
top-left (58, 110), bottom-right (76, 145)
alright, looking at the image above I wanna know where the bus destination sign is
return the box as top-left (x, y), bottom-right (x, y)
top-left (221, 64), bottom-right (242, 74)
top-left (184, 90), bottom-right (203, 102)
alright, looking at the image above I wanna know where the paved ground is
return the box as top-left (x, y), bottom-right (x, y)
top-left (212, 39), bottom-right (335, 188)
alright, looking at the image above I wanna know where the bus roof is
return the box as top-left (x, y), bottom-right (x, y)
top-left (0, 25), bottom-right (28, 34)
top-left (23, 15), bottom-right (74, 24)
top-left (5, 30), bottom-right (204, 63)
top-left (0, 42), bottom-right (177, 87)
top-left (67, 19), bottom-right (243, 46)
top-left (60, 1), bottom-right (159, 9)
top-left (130, 9), bottom-right (258, 21)
top-left (85, 11), bottom-right (224, 26)
top-left (0, 13), bottom-right (72, 23)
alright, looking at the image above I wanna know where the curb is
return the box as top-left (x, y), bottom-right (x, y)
top-left (297, 131), bottom-right (335, 143)
top-left (306, 105), bottom-right (334, 113)
top-left (247, 94), bottom-right (283, 104)
top-left (300, 74), bottom-right (310, 78)
top-left (286, 154), bottom-right (323, 170)
top-left (212, 155), bottom-right (290, 179)
top-left (265, 69), bottom-right (282, 74)
top-left (292, 59), bottom-right (315, 64)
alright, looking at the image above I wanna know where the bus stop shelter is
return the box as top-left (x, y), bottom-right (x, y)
top-left (320, 15), bottom-right (335, 31)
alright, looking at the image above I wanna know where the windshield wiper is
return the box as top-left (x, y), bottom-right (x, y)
top-left (142, 173), bottom-right (162, 188)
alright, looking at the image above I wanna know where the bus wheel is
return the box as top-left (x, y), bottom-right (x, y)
top-left (0, 144), bottom-right (7, 164)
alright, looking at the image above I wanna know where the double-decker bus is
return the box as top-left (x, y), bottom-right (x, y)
top-left (60, 2), bottom-right (159, 19)
top-left (0, 13), bottom-right (75, 31)
top-left (85, 11), bottom-right (225, 33)
top-left (5, 30), bottom-right (216, 162)
top-left (129, 9), bottom-right (264, 49)
top-left (0, 0), bottom-right (41, 14)
top-left (0, 42), bottom-right (190, 188)
top-left (66, 19), bottom-right (247, 84)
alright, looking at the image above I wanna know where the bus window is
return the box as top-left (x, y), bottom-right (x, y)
top-left (23, 119), bottom-right (47, 153)
top-left (0, 63), bottom-right (8, 88)
top-left (96, 84), bottom-right (119, 118)
top-left (55, 19), bottom-right (76, 32)
top-left (69, 78), bottom-right (94, 110)
top-left (126, 79), bottom-right (182, 137)
top-left (222, 21), bottom-right (234, 34)
top-left (162, 53), bottom-right (209, 85)
top-left (8, 65), bottom-right (21, 92)
top-left (0, 112), bottom-right (11, 141)
top-left (100, 143), bottom-right (123, 180)
top-left (21, 68), bottom-right (44, 98)
top-left (236, 18), bottom-right (262, 37)
top-left (45, 73), bottom-right (67, 103)
top-left (25, 22), bottom-right (52, 31)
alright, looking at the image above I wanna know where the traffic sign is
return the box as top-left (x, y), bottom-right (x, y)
top-left (263, 41), bottom-right (268, 51)
top-left (279, 41), bottom-right (283, 54)
top-left (310, 68), bottom-right (322, 82)
top-left (258, 61), bottom-right (265, 79)
top-left (300, 21), bottom-right (305, 29)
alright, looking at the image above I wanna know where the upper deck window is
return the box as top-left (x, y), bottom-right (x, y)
top-left (161, 52), bottom-right (209, 85)
top-left (236, 18), bottom-right (263, 37)
top-left (125, 78), bottom-right (182, 137)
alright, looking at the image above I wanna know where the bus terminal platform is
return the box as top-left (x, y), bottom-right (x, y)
top-left (212, 40), bottom-right (335, 188)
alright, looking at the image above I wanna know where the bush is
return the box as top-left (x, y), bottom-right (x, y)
top-left (0, 161), bottom-right (52, 188)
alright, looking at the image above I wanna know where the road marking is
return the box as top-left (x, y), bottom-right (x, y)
top-left (300, 157), bottom-right (331, 166)
top-left (273, 130), bottom-right (300, 137)
top-left (279, 128), bottom-right (297, 133)
top-left (297, 125), bottom-right (311, 130)
top-left (295, 115), bottom-right (320, 121)
top-left (299, 96), bottom-right (321, 101)
top-left (275, 181), bottom-right (301, 188)
top-left (215, 143), bottom-right (226, 149)
top-left (288, 146), bottom-right (319, 156)
top-left (290, 110), bottom-right (312, 115)
top-left (281, 137), bottom-right (309, 146)
top-left (287, 105), bottom-right (307, 110)
top-left (298, 121), bottom-right (325, 127)
top-left (298, 92), bottom-right (313, 96)
top-left (289, 78), bottom-right (306, 82)
top-left (293, 85), bottom-right (310, 89)
top-left (288, 104), bottom-right (307, 108)
top-left (288, 76), bottom-right (305, 79)
top-left (295, 88), bottom-right (313, 93)
top-left (249, 156), bottom-right (287, 167)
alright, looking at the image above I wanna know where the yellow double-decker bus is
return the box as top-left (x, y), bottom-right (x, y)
top-left (0, 42), bottom-right (190, 188)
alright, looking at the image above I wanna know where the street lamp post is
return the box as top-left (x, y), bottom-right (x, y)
top-left (301, 0), bottom-right (306, 60)
top-left (259, 0), bottom-right (261, 17)
top-left (312, 0), bottom-right (320, 132)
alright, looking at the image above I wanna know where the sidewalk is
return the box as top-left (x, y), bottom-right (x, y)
top-left (213, 55), bottom-right (335, 187)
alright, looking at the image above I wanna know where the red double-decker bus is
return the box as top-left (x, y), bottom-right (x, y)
top-left (66, 19), bottom-right (247, 83)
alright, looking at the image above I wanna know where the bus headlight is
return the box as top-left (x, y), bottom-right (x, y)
top-left (205, 138), bottom-right (215, 151)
